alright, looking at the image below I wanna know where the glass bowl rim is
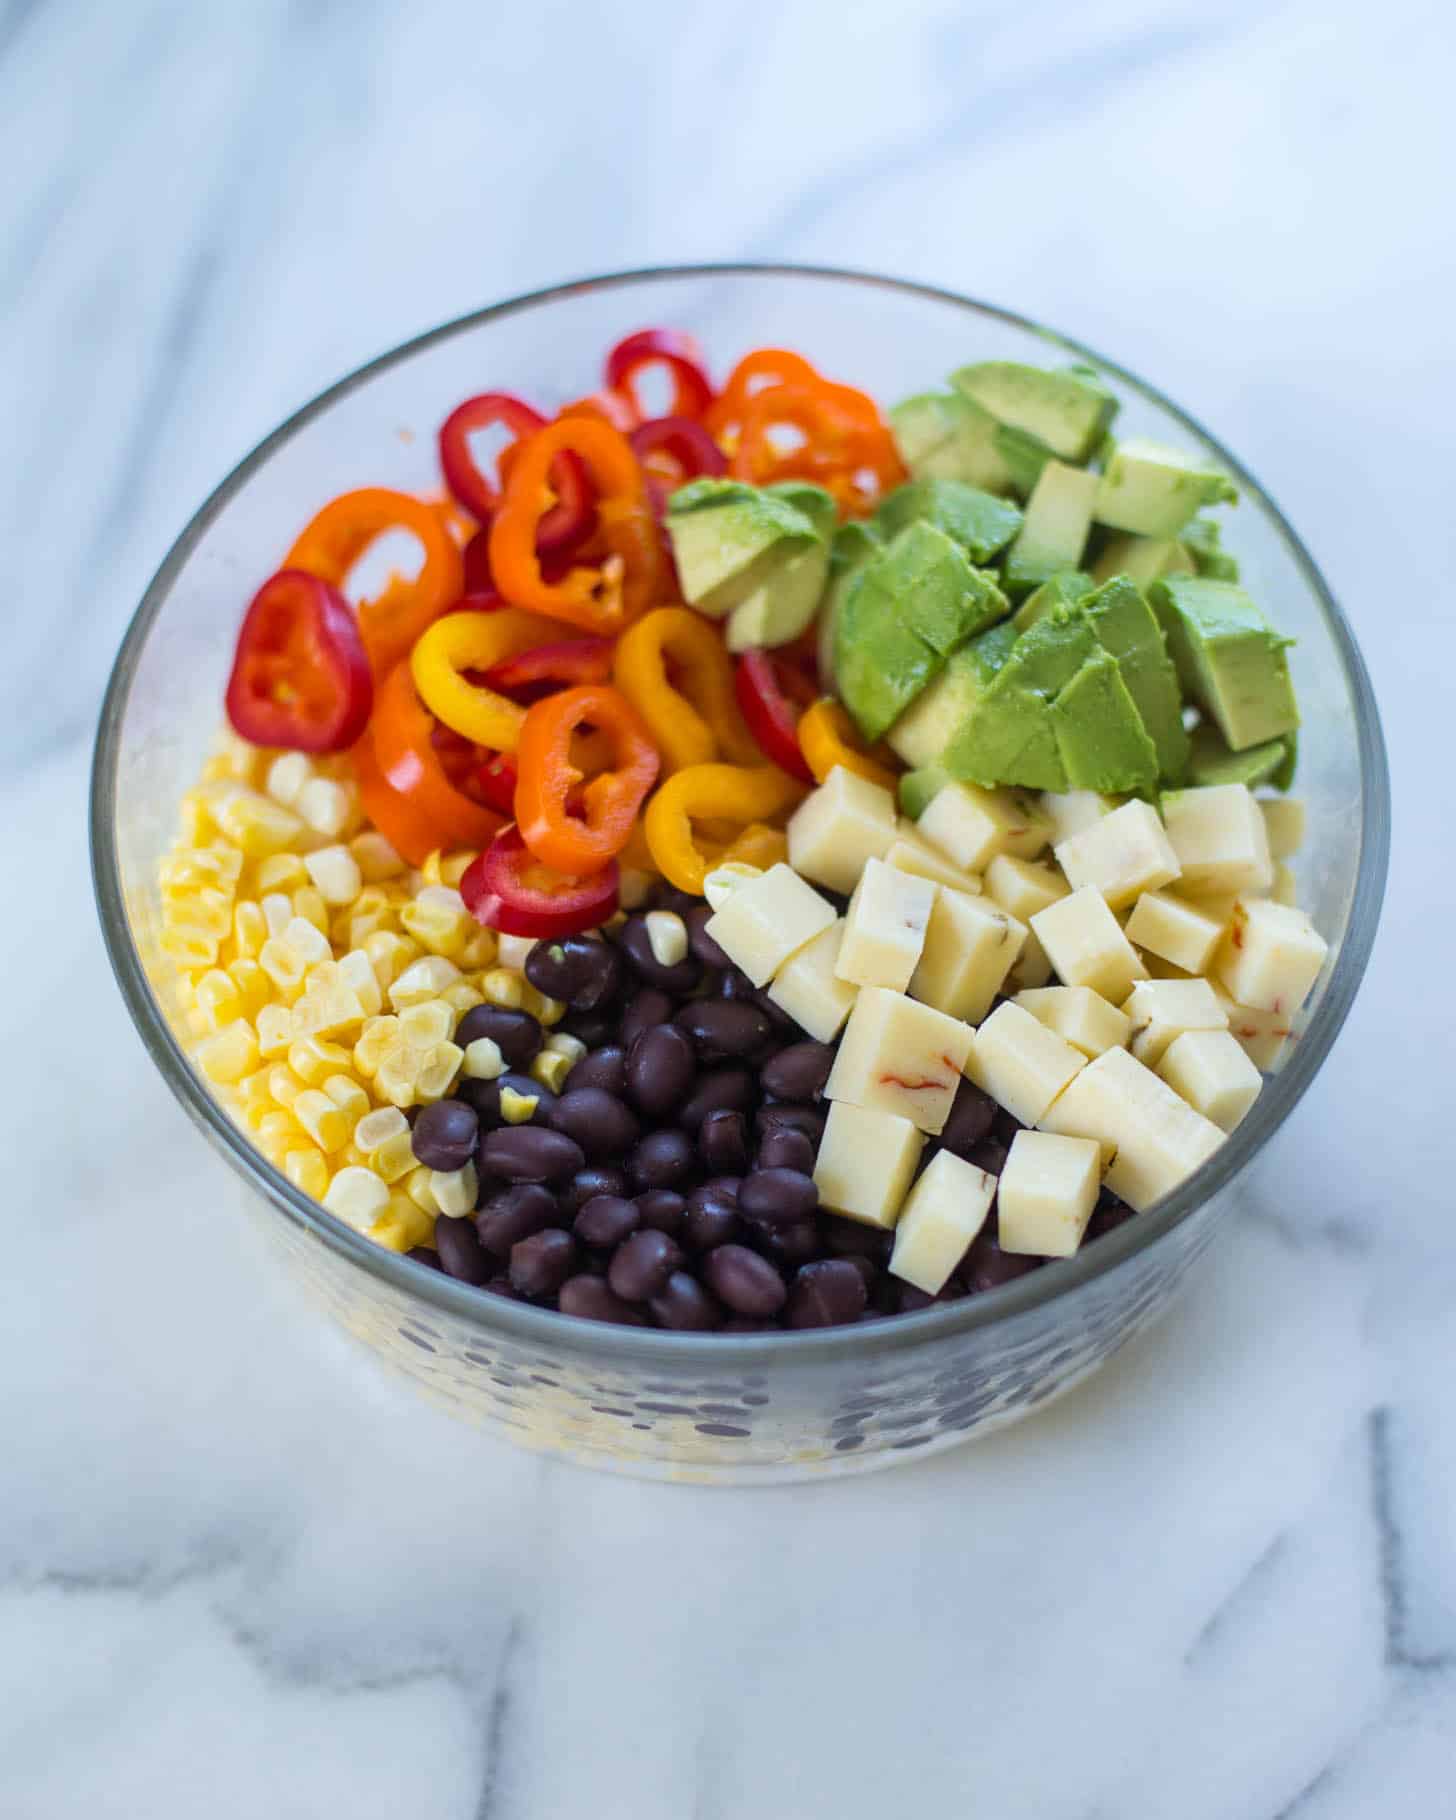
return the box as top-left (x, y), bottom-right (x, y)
top-left (90, 261), bottom-right (1391, 1366)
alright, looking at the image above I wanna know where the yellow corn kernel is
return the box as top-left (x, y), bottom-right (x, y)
top-left (322, 1164), bottom-right (390, 1231)
top-left (291, 885), bottom-right (331, 936)
top-left (462, 1037), bottom-right (504, 1080)
top-left (193, 969), bottom-right (243, 1032)
top-left (296, 776), bottom-right (360, 839)
top-left (255, 1003), bottom-right (294, 1058)
top-left (257, 1109), bottom-right (305, 1164)
top-left (495, 933), bottom-right (536, 971)
top-left (291, 964), bottom-right (368, 1042)
top-left (499, 1084), bottom-right (540, 1124)
top-left (176, 791), bottom-right (214, 846)
top-left (195, 1021), bottom-right (258, 1084)
top-left (459, 927), bottom-right (498, 970)
top-left (523, 986), bottom-right (565, 1027)
top-left (283, 1146), bottom-right (330, 1199)
top-left (400, 895), bottom-right (472, 961)
top-left (163, 885), bottom-right (233, 943)
top-left (265, 751), bottom-right (314, 808)
top-left (350, 830), bottom-right (406, 882)
top-left (530, 1049), bottom-right (573, 1094)
top-left (335, 1141), bottom-right (369, 1172)
top-left (288, 1034), bottom-right (355, 1085)
top-left (225, 957), bottom-right (271, 1019)
top-left (321, 1073), bottom-right (369, 1126)
top-left (210, 728), bottom-right (267, 783)
top-left (293, 1088), bottom-right (351, 1153)
top-left (254, 853), bottom-right (309, 894)
top-left (355, 1105), bottom-right (410, 1156)
top-left (440, 981), bottom-right (483, 1022)
top-left (346, 901), bottom-right (400, 949)
top-left (336, 949), bottom-right (383, 1017)
top-left (231, 900), bottom-right (268, 959)
top-left (160, 846), bottom-right (243, 894)
top-left (239, 1067), bottom-right (274, 1112)
top-left (398, 1000), bottom-right (453, 1047)
top-left (266, 1064), bottom-right (304, 1109)
top-left (352, 1016), bottom-right (399, 1080)
top-left (422, 848), bottom-right (480, 888)
top-left (431, 1161), bottom-right (478, 1217)
top-left (305, 843), bottom-right (364, 906)
top-left (404, 1165), bottom-right (439, 1215)
top-left (160, 925), bottom-right (220, 970)
top-left (282, 914), bottom-right (332, 967)
top-left (479, 968), bottom-right (525, 1010)
top-left (389, 954), bottom-right (462, 1008)
top-left (261, 893), bottom-right (294, 938)
top-left (211, 785), bottom-right (306, 857)
top-left (363, 930), bottom-right (421, 992)
top-left (258, 937), bottom-right (307, 999)
top-left (370, 1127), bottom-right (418, 1183)
top-left (370, 1194), bottom-right (434, 1253)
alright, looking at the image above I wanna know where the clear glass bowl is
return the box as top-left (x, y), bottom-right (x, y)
top-left (90, 265), bottom-right (1389, 1483)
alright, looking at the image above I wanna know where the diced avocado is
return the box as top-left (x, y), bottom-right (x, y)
top-left (874, 478), bottom-right (1023, 564)
top-left (1090, 533), bottom-right (1195, 587)
top-left (1078, 575), bottom-right (1189, 782)
top-left (1002, 461), bottom-right (1099, 597)
top-left (726, 537), bottom-right (830, 653)
top-left (665, 478), bottom-right (819, 619)
top-left (889, 389), bottom-right (1015, 492)
top-left (1011, 571), bottom-right (1093, 633)
top-left (941, 614), bottom-right (1100, 794)
top-left (1187, 722), bottom-right (1297, 790)
top-left (1050, 649), bottom-right (1159, 795)
top-left (1180, 515), bottom-right (1240, 582)
top-left (899, 766), bottom-right (951, 820)
top-left (951, 361), bottom-right (1118, 463)
top-left (1094, 437), bottom-right (1238, 538)
top-left (817, 520), bottom-right (883, 683)
top-left (1271, 730), bottom-right (1297, 792)
top-left (886, 623), bottom-right (1018, 769)
top-left (994, 424), bottom-right (1056, 498)
top-left (764, 481), bottom-right (838, 539)
top-left (1150, 577), bottom-right (1300, 751)
top-left (834, 524), bottom-right (1000, 742)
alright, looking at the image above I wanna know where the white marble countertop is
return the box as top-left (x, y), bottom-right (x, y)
top-left (4, 0), bottom-right (1451, 1813)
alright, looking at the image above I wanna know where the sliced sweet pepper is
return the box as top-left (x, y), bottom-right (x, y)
top-left (733, 382), bottom-right (904, 515)
top-left (461, 826), bottom-right (620, 938)
top-left (484, 636), bottom-right (615, 701)
top-left (797, 697), bottom-right (900, 792)
top-left (285, 488), bottom-right (464, 680)
top-left (225, 570), bottom-right (372, 754)
top-left (643, 763), bottom-right (807, 895)
top-left (704, 349), bottom-right (823, 442)
top-left (613, 606), bottom-right (759, 774)
top-left (606, 329), bottom-right (715, 421)
top-left (409, 607), bottom-right (565, 753)
top-left (365, 663), bottom-right (504, 862)
top-left (514, 683), bottom-right (660, 875)
top-left (717, 821), bottom-right (789, 870)
top-left (733, 649), bottom-right (817, 783)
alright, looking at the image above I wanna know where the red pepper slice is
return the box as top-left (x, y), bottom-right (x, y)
top-left (630, 415), bottom-right (728, 516)
top-left (733, 650), bottom-right (816, 784)
top-left (461, 826), bottom-right (619, 938)
top-left (441, 393), bottom-right (598, 556)
top-left (225, 570), bottom-right (372, 753)
top-left (473, 752), bottom-right (520, 816)
top-left (483, 636), bottom-right (615, 702)
top-left (514, 683), bottom-right (660, 874)
top-left (606, 329), bottom-right (715, 421)
top-left (461, 525), bottom-right (496, 593)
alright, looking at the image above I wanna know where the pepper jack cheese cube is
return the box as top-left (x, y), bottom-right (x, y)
top-left (1038, 1045), bottom-right (1223, 1212)
top-left (917, 781), bottom-right (1053, 873)
top-left (703, 863), bottom-right (836, 986)
top-left (1124, 889), bottom-right (1225, 976)
top-left (888, 1151), bottom-right (997, 1291)
top-left (964, 1000), bottom-right (1086, 1127)
top-left (1040, 789), bottom-right (1122, 843)
top-left (1214, 896), bottom-right (1328, 1015)
top-left (766, 919), bottom-right (859, 1043)
top-left (1031, 886), bottom-right (1148, 1001)
top-left (1122, 977), bottom-right (1228, 1066)
top-left (1157, 1029), bottom-right (1263, 1132)
top-left (1211, 986), bottom-right (1293, 1071)
top-left (1053, 799), bottom-right (1181, 910)
top-left (985, 854), bottom-right (1069, 923)
top-left (1260, 797), bottom-right (1306, 860)
top-left (1014, 985), bottom-right (1131, 1058)
top-left (836, 859), bottom-right (937, 992)
top-left (786, 765), bottom-right (897, 894)
top-left (813, 1100), bottom-right (925, 1229)
top-left (997, 1131), bottom-right (1102, 1258)
top-left (1161, 784), bottom-right (1274, 898)
top-left (884, 822), bottom-right (982, 893)
top-left (824, 987), bottom-right (975, 1134)
top-left (908, 886), bottom-right (1026, 1024)
top-left (1007, 927), bottom-right (1053, 991)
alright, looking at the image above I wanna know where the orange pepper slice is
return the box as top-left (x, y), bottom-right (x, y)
top-left (515, 684), bottom-right (661, 875)
top-left (797, 698), bottom-right (900, 792)
top-left (368, 661), bottom-right (504, 858)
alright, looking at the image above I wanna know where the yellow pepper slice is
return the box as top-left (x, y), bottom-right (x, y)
top-left (797, 698), bottom-right (900, 793)
top-left (410, 608), bottom-right (562, 751)
top-left (717, 822), bottom-right (789, 870)
top-left (644, 764), bottom-right (807, 894)
top-left (613, 607), bottom-right (759, 774)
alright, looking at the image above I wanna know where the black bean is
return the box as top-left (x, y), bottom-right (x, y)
top-left (675, 998), bottom-right (772, 1060)
top-left (841, 1253), bottom-right (878, 1290)
top-left (822, 1214), bottom-right (892, 1262)
top-left (484, 1277), bottom-right (522, 1300)
top-left (549, 1088), bottom-right (640, 1158)
top-left (476, 1184), bottom-right (559, 1255)
top-left (755, 1218), bottom-right (821, 1264)
top-left (648, 882), bottom-right (698, 917)
top-left (565, 1044), bottom-right (628, 1096)
top-left (406, 1245), bottom-right (443, 1271)
top-left (939, 1080), bottom-right (997, 1158)
top-left (897, 1283), bottom-right (936, 1313)
top-left (755, 987), bottom-right (800, 1035)
top-left (626, 1024), bottom-right (697, 1118)
top-left (561, 1009), bottom-right (616, 1050)
top-left (760, 1041), bottom-right (834, 1103)
top-left (650, 1271), bottom-right (722, 1331)
top-left (454, 1005), bottom-right (542, 1069)
top-left (619, 986), bottom-right (675, 1049)
top-left (788, 1259), bottom-right (868, 1328)
top-left (608, 1228), bottom-right (684, 1302)
top-left (699, 1107), bottom-right (750, 1176)
top-left (740, 1167), bottom-right (818, 1226)
top-left (992, 1106), bottom-right (1024, 1148)
top-left (1086, 1190), bottom-right (1135, 1240)
top-left (757, 1127), bottom-right (816, 1174)
top-left (619, 913), bottom-right (701, 992)
top-left (525, 933), bottom-right (623, 1011)
top-left (629, 1128), bottom-right (697, 1190)
top-left (716, 966), bottom-right (758, 1001)
top-left (635, 1189), bottom-right (687, 1236)
top-left (410, 1099), bottom-right (479, 1172)
top-left (704, 1245), bottom-right (786, 1317)
top-left (756, 1102), bottom-right (825, 1144)
top-left (683, 1179), bottom-right (742, 1250)
top-left (558, 1275), bottom-right (646, 1325)
top-left (685, 904), bottom-right (731, 970)
top-left (677, 1065), bottom-right (755, 1133)
top-left (968, 1138), bottom-right (1009, 1178)
top-left (432, 1214), bottom-right (491, 1284)
top-left (509, 1228), bottom-right (578, 1297)
top-left (466, 1071), bottom-right (557, 1131)
top-left (965, 1230), bottom-right (1040, 1291)
top-left (574, 1194), bottom-right (640, 1248)
top-left (480, 1126), bottom-right (585, 1184)
top-left (721, 1316), bottom-right (780, 1333)
top-left (560, 1164), bottom-right (628, 1216)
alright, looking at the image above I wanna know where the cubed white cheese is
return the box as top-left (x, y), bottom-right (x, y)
top-left (1211, 986), bottom-right (1294, 1071)
top-left (908, 886), bottom-right (1027, 1025)
top-left (964, 1000), bottom-right (1086, 1126)
top-left (766, 920), bottom-right (859, 1043)
top-left (997, 1131), bottom-right (1102, 1258)
top-left (824, 987), bottom-right (975, 1134)
top-left (1260, 797), bottom-right (1306, 860)
top-left (1124, 889), bottom-right (1226, 976)
top-left (1122, 977), bottom-right (1228, 1066)
top-left (1014, 985), bottom-right (1131, 1058)
top-left (836, 858), bottom-right (936, 992)
top-left (985, 853), bottom-right (1069, 922)
top-left (702, 863), bottom-right (836, 986)
top-left (1040, 789), bottom-right (1122, 843)
top-left (1053, 799), bottom-right (1181, 909)
top-left (1214, 896), bottom-right (1328, 1016)
top-left (1039, 1046), bottom-right (1223, 1212)
top-left (786, 766), bottom-right (897, 894)
top-left (1006, 927), bottom-right (1053, 991)
top-left (1162, 783), bottom-right (1274, 898)
top-left (1031, 886), bottom-right (1149, 1001)
top-left (1272, 862), bottom-right (1297, 906)
top-left (884, 822), bottom-right (983, 893)
top-left (918, 781), bottom-right (1053, 872)
top-left (888, 1151), bottom-right (997, 1292)
top-left (813, 1100), bottom-right (925, 1229)
top-left (1157, 1029), bottom-right (1263, 1132)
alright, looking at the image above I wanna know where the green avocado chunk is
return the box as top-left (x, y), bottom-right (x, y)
top-left (1011, 571), bottom-right (1094, 633)
top-left (941, 613), bottom-right (1099, 793)
top-left (899, 765), bottom-right (951, 820)
top-left (874, 478), bottom-right (1023, 564)
top-left (1090, 533), bottom-right (1195, 587)
top-left (1094, 437), bottom-right (1238, 538)
top-left (1180, 514), bottom-right (1241, 582)
top-left (993, 424), bottom-right (1056, 498)
top-left (1002, 461), bottom-right (1099, 597)
top-left (763, 480), bottom-right (838, 539)
top-left (1051, 649), bottom-right (1159, 795)
top-left (886, 622), bottom-right (1018, 769)
top-left (1187, 722), bottom-right (1297, 790)
top-left (889, 390), bottom-right (1015, 492)
top-left (950, 361), bottom-right (1118, 463)
top-left (817, 520), bottom-right (883, 684)
top-left (1150, 577), bottom-right (1300, 752)
top-left (665, 478), bottom-right (819, 618)
top-left (834, 523), bottom-right (1004, 742)
top-left (1078, 575), bottom-right (1190, 782)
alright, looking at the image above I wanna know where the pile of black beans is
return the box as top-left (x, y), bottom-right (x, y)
top-left (404, 886), bottom-right (1135, 1331)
